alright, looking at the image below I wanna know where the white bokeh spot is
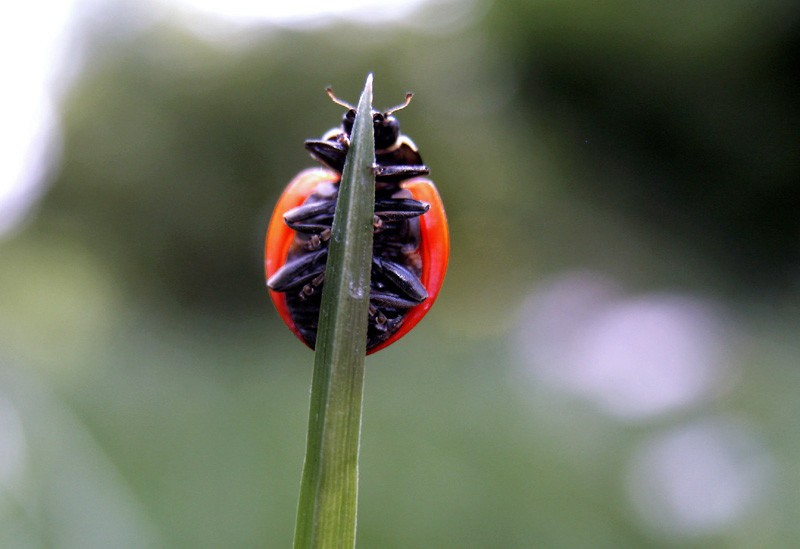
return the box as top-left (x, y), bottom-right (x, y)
top-left (515, 272), bottom-right (733, 420)
top-left (626, 418), bottom-right (772, 536)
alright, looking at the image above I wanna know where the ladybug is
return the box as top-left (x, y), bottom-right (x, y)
top-left (265, 88), bottom-right (449, 354)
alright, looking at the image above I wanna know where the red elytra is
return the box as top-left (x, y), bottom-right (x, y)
top-left (265, 167), bottom-right (449, 354)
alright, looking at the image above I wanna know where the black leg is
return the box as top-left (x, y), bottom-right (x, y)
top-left (372, 257), bottom-right (428, 303)
top-left (267, 249), bottom-right (328, 292)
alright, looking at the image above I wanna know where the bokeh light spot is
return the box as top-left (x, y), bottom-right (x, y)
top-left (626, 418), bottom-right (772, 537)
top-left (515, 272), bottom-right (734, 420)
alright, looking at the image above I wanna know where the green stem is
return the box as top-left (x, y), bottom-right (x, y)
top-left (293, 74), bottom-right (376, 549)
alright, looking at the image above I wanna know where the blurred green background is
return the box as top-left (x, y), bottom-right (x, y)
top-left (2, 0), bottom-right (800, 546)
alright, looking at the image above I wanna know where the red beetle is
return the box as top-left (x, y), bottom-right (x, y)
top-left (265, 89), bottom-right (448, 354)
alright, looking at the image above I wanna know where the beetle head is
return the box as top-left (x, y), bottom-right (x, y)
top-left (326, 88), bottom-right (412, 150)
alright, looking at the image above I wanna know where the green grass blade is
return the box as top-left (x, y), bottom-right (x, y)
top-left (293, 74), bottom-right (376, 549)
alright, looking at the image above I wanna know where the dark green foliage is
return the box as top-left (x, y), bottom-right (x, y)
top-left (486, 0), bottom-right (800, 290)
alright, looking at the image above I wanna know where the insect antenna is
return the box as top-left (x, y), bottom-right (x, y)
top-left (325, 87), bottom-right (355, 110)
top-left (384, 93), bottom-right (413, 116)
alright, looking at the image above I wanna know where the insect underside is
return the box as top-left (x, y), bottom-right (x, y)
top-left (268, 181), bottom-right (430, 350)
top-left (267, 91), bottom-right (436, 351)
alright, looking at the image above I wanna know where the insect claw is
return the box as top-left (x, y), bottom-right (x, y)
top-left (305, 235), bottom-right (321, 250)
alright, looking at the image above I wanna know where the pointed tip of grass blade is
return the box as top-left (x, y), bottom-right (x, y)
top-left (359, 73), bottom-right (374, 119)
top-left (315, 74), bottom-right (375, 360)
